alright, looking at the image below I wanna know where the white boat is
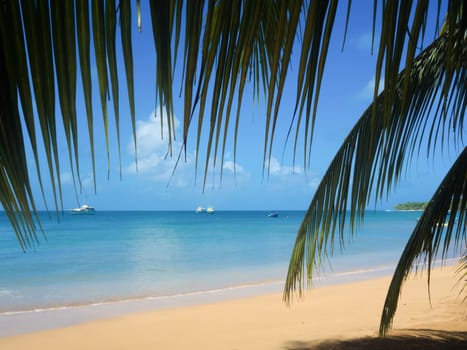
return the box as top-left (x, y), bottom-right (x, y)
top-left (70, 204), bottom-right (96, 215)
top-left (268, 211), bottom-right (279, 218)
top-left (206, 207), bottom-right (215, 214)
top-left (195, 206), bottom-right (206, 213)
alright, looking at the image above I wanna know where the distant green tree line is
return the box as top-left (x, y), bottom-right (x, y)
top-left (394, 202), bottom-right (427, 210)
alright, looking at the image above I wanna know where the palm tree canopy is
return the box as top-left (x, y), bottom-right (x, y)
top-left (0, 0), bottom-right (465, 335)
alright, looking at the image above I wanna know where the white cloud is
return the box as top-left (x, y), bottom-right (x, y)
top-left (357, 77), bottom-right (384, 101)
top-left (130, 111), bottom-right (181, 158)
top-left (307, 175), bottom-right (321, 190)
top-left (268, 156), bottom-right (302, 177)
top-left (125, 110), bottom-right (191, 186)
top-left (223, 160), bottom-right (246, 175)
top-left (60, 171), bottom-right (93, 189)
top-left (125, 109), bottom-right (254, 190)
top-left (262, 156), bottom-right (322, 193)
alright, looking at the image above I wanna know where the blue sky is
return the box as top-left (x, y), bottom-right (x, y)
top-left (25, 1), bottom-right (455, 211)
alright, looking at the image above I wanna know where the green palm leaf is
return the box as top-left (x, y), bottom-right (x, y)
top-left (92, 0), bottom-right (111, 178)
top-left (149, 0), bottom-right (175, 154)
top-left (119, 0), bottom-right (137, 169)
top-left (76, 0), bottom-right (97, 192)
top-left (50, 0), bottom-right (80, 196)
top-left (20, 1), bottom-right (63, 216)
top-left (106, 0), bottom-right (122, 178)
top-left (379, 146), bottom-right (467, 335)
top-left (283, 27), bottom-right (466, 333)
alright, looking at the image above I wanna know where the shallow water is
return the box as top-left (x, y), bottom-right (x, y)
top-left (0, 210), bottom-right (459, 315)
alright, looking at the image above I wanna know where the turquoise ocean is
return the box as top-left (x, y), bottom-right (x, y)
top-left (0, 210), bottom-right (460, 319)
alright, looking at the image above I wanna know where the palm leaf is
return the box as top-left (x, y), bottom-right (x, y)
top-left (284, 27), bottom-right (466, 322)
top-left (189, 1), bottom-right (284, 187)
top-left (379, 146), bottom-right (467, 335)
top-left (180, 0), bottom-right (204, 151)
top-left (291, 0), bottom-right (338, 170)
top-left (119, 0), bottom-right (138, 170)
top-left (92, 0), bottom-right (111, 178)
top-left (76, 0), bottom-right (97, 192)
top-left (20, 1), bottom-right (63, 215)
top-left (0, 35), bottom-right (40, 250)
top-left (106, 0), bottom-right (122, 178)
top-left (149, 0), bottom-right (175, 154)
top-left (50, 0), bottom-right (80, 197)
top-left (0, 1), bottom-right (49, 215)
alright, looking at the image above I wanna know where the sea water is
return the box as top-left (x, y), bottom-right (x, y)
top-left (0, 210), bottom-right (460, 319)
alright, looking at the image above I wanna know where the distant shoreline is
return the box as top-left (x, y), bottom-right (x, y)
top-left (393, 201), bottom-right (427, 211)
top-left (386, 209), bottom-right (424, 212)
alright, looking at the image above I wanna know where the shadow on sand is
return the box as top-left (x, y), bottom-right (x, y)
top-left (285, 329), bottom-right (467, 350)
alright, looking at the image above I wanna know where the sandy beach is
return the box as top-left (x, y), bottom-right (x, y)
top-left (0, 265), bottom-right (465, 349)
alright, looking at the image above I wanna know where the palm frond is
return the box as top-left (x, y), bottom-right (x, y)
top-left (284, 27), bottom-right (466, 303)
top-left (76, 0), bottom-right (97, 192)
top-left (0, 18), bottom-right (41, 249)
top-left (92, 0), bottom-right (111, 178)
top-left (105, 0), bottom-right (122, 178)
top-left (291, 0), bottom-right (338, 170)
top-left (149, 0), bottom-right (176, 155)
top-left (50, 0), bottom-right (80, 196)
top-left (20, 1), bottom-right (63, 215)
top-left (119, 0), bottom-right (137, 171)
top-left (184, 0), bottom-right (289, 188)
top-left (379, 146), bottom-right (467, 335)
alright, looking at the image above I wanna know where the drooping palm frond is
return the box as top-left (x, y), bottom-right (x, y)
top-left (0, 2), bottom-right (463, 255)
top-left (50, 0), bottom-right (80, 195)
top-left (379, 147), bottom-right (467, 335)
top-left (0, 1), bottom-right (136, 248)
top-left (182, 0), bottom-right (292, 188)
top-left (76, 0), bottom-right (96, 191)
top-left (0, 1), bottom-right (58, 249)
top-left (290, 0), bottom-right (338, 170)
top-left (149, 0), bottom-right (177, 155)
top-left (119, 0), bottom-right (137, 171)
top-left (0, 27), bottom-right (42, 250)
top-left (283, 25), bottom-right (466, 320)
